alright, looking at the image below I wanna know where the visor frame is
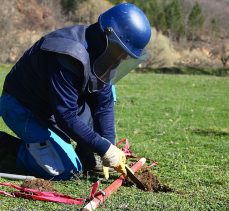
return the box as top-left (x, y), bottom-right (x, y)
top-left (104, 27), bottom-right (140, 59)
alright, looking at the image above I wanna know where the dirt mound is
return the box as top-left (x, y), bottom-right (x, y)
top-left (21, 178), bottom-right (55, 192)
top-left (126, 168), bottom-right (172, 192)
top-left (137, 169), bottom-right (172, 192)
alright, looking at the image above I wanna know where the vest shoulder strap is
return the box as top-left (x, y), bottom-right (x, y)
top-left (40, 37), bottom-right (88, 66)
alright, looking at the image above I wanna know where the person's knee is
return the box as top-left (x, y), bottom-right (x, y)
top-left (26, 141), bottom-right (66, 176)
top-left (17, 138), bottom-right (82, 180)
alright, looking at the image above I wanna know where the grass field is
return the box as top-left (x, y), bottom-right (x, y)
top-left (0, 65), bottom-right (228, 210)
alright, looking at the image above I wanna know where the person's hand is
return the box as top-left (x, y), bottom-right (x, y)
top-left (102, 144), bottom-right (127, 176)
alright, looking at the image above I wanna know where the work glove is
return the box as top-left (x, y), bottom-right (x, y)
top-left (102, 144), bottom-right (127, 177)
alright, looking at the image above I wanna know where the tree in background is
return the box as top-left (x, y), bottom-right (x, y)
top-left (145, 28), bottom-right (179, 68)
top-left (61, 0), bottom-right (83, 13)
top-left (187, 2), bottom-right (204, 40)
top-left (73, 0), bottom-right (112, 24)
top-left (164, 0), bottom-right (185, 41)
top-left (133, 0), bottom-right (165, 32)
top-left (220, 44), bottom-right (229, 68)
top-left (156, 10), bottom-right (167, 33)
top-left (106, 0), bottom-right (123, 5)
top-left (210, 18), bottom-right (220, 39)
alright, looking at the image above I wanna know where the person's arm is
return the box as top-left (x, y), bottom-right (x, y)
top-left (47, 54), bottom-right (111, 156)
top-left (47, 54), bottom-right (126, 176)
top-left (86, 84), bottom-right (116, 145)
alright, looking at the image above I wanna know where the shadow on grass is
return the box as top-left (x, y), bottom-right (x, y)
top-left (190, 128), bottom-right (229, 137)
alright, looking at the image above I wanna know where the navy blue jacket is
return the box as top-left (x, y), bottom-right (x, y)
top-left (3, 25), bottom-right (115, 156)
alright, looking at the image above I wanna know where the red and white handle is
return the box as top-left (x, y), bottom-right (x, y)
top-left (83, 158), bottom-right (146, 211)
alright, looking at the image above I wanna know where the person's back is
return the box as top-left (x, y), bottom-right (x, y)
top-left (3, 39), bottom-right (51, 119)
top-left (3, 26), bottom-right (88, 121)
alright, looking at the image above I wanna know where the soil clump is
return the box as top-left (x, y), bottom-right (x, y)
top-left (21, 178), bottom-right (55, 192)
top-left (127, 168), bottom-right (172, 192)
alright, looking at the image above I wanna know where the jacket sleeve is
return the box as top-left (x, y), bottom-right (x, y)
top-left (47, 54), bottom-right (111, 156)
top-left (86, 85), bottom-right (116, 145)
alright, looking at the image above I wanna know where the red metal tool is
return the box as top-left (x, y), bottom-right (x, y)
top-left (82, 157), bottom-right (146, 211)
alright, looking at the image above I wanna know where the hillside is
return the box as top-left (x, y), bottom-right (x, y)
top-left (0, 0), bottom-right (228, 68)
top-left (0, 0), bottom-right (64, 62)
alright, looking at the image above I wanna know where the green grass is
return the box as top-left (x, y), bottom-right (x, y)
top-left (0, 65), bottom-right (229, 210)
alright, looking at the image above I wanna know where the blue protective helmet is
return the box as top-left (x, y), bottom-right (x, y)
top-left (98, 3), bottom-right (151, 58)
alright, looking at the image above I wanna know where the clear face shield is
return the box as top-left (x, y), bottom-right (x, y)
top-left (92, 28), bottom-right (148, 86)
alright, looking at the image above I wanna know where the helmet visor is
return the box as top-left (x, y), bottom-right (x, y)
top-left (110, 51), bottom-right (148, 84)
top-left (93, 35), bottom-right (148, 84)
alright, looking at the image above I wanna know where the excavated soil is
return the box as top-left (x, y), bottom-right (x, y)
top-left (20, 169), bottom-right (172, 193)
top-left (127, 168), bottom-right (172, 192)
top-left (21, 178), bottom-right (55, 192)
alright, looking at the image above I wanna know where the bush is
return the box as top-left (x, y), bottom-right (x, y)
top-left (61, 0), bottom-right (80, 12)
top-left (72, 0), bottom-right (112, 24)
top-left (0, 0), bottom-right (62, 63)
top-left (144, 28), bottom-right (179, 68)
top-left (178, 48), bottom-right (219, 68)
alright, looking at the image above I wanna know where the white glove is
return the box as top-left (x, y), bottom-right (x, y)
top-left (102, 144), bottom-right (127, 176)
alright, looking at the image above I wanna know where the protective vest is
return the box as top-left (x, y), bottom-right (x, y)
top-left (40, 25), bottom-right (91, 92)
top-left (3, 24), bottom-right (106, 123)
